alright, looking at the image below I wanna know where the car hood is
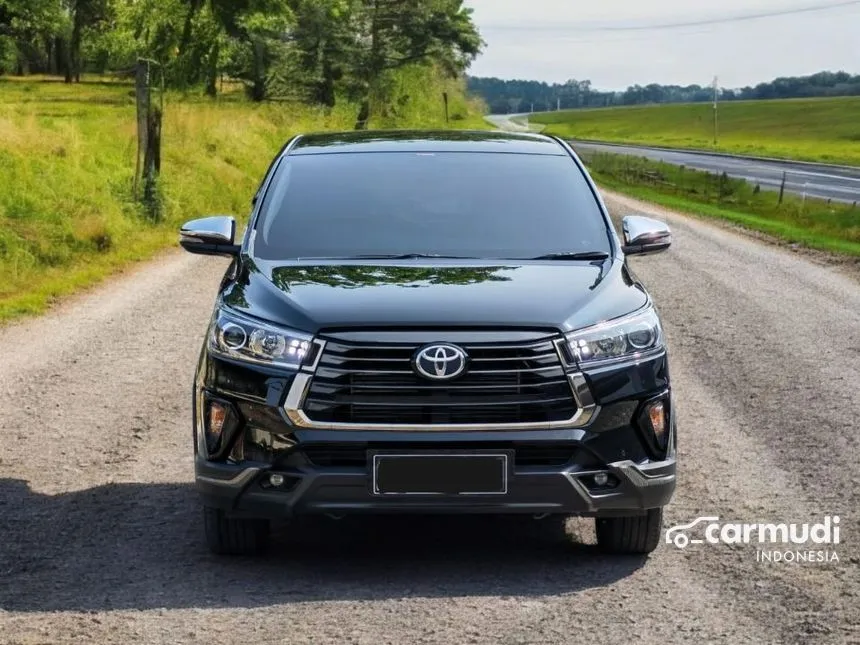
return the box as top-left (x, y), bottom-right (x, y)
top-left (221, 259), bottom-right (649, 334)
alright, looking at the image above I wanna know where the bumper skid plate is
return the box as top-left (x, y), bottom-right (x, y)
top-left (196, 456), bottom-right (676, 518)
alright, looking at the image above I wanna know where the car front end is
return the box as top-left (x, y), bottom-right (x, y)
top-left (181, 130), bottom-right (677, 555)
top-left (195, 303), bottom-right (675, 522)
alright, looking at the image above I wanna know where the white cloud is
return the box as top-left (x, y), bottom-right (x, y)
top-left (465, 0), bottom-right (860, 88)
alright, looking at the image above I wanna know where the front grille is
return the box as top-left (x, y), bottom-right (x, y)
top-left (302, 335), bottom-right (578, 426)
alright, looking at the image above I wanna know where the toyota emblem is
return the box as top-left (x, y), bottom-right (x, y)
top-left (413, 344), bottom-right (469, 380)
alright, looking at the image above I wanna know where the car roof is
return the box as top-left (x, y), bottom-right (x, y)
top-left (288, 130), bottom-right (568, 156)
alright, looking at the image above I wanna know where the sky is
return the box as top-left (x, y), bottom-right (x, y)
top-left (464, 0), bottom-right (860, 90)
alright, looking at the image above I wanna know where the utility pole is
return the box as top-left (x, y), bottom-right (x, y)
top-left (712, 75), bottom-right (719, 147)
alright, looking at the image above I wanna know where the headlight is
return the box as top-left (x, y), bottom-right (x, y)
top-left (209, 307), bottom-right (312, 369)
top-left (566, 307), bottom-right (664, 366)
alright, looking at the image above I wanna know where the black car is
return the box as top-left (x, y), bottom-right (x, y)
top-left (181, 130), bottom-right (676, 556)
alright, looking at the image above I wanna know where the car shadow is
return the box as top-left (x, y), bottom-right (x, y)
top-left (0, 478), bottom-right (647, 612)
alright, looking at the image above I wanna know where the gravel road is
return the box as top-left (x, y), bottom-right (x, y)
top-left (1, 193), bottom-right (858, 644)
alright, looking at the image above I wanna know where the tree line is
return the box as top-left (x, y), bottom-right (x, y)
top-left (470, 71), bottom-right (860, 114)
top-left (0, 0), bottom-right (483, 127)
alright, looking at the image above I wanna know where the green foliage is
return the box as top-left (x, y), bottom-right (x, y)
top-left (273, 0), bottom-right (353, 105)
top-left (533, 97), bottom-right (860, 167)
top-left (368, 64), bottom-right (486, 129)
top-left (584, 152), bottom-right (860, 256)
top-left (0, 0), bottom-right (67, 74)
top-left (1, 0), bottom-right (484, 123)
top-left (263, 0), bottom-right (483, 124)
top-left (0, 77), bottom-right (487, 322)
top-left (346, 0), bottom-right (482, 128)
top-left (0, 0), bottom-right (488, 322)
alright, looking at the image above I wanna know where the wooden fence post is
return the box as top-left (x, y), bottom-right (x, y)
top-left (133, 59), bottom-right (150, 201)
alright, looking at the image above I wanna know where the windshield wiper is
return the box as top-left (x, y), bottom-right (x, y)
top-left (528, 251), bottom-right (611, 261)
top-left (348, 253), bottom-right (480, 260)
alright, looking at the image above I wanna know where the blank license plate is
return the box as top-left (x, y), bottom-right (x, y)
top-left (372, 453), bottom-right (509, 496)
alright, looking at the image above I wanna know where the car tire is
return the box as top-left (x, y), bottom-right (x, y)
top-left (595, 508), bottom-right (663, 554)
top-left (203, 506), bottom-right (270, 556)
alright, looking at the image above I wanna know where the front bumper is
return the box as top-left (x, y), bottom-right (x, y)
top-left (196, 452), bottom-right (676, 519)
top-left (194, 345), bottom-right (675, 519)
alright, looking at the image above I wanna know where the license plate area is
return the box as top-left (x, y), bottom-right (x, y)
top-left (371, 452), bottom-right (510, 497)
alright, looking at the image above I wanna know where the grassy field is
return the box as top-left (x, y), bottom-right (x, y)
top-left (531, 96), bottom-right (860, 166)
top-left (0, 75), bottom-right (486, 322)
top-left (582, 152), bottom-right (860, 256)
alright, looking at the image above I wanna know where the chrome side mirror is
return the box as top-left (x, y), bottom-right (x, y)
top-left (180, 216), bottom-right (240, 257)
top-left (622, 216), bottom-right (672, 256)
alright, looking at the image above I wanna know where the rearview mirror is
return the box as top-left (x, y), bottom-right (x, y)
top-left (180, 216), bottom-right (240, 257)
top-left (622, 216), bottom-right (672, 256)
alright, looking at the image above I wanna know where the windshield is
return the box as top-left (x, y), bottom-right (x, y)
top-left (254, 151), bottom-right (612, 261)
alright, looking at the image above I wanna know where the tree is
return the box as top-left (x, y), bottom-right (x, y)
top-left (221, 0), bottom-right (293, 101)
top-left (283, 0), bottom-right (352, 107)
top-left (1, 0), bottom-right (489, 118)
top-left (110, 0), bottom-right (292, 99)
top-left (348, 0), bottom-right (482, 129)
top-left (187, 0), bottom-right (293, 100)
top-left (0, 0), bottom-right (65, 75)
top-left (467, 70), bottom-right (860, 113)
top-left (64, 0), bottom-right (112, 82)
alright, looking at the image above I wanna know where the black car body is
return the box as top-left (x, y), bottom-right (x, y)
top-left (181, 130), bottom-right (676, 555)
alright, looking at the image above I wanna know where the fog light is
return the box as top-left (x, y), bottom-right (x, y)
top-left (206, 401), bottom-right (229, 453)
top-left (268, 473), bottom-right (286, 488)
top-left (593, 472), bottom-right (609, 487)
top-left (646, 400), bottom-right (668, 447)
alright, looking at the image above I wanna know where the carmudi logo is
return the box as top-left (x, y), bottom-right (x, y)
top-left (665, 516), bottom-right (842, 564)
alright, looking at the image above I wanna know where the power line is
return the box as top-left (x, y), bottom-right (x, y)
top-left (483, 0), bottom-right (860, 33)
top-left (597, 0), bottom-right (860, 31)
top-left (500, 28), bottom-right (713, 46)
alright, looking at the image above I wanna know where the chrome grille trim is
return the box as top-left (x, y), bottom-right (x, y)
top-left (283, 372), bottom-right (598, 431)
top-left (300, 339), bottom-right (328, 373)
top-left (315, 365), bottom-right (564, 376)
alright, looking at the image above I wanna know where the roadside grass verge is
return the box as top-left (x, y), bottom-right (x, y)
top-left (583, 152), bottom-right (860, 256)
top-left (0, 75), bottom-right (487, 323)
top-left (532, 97), bottom-right (860, 166)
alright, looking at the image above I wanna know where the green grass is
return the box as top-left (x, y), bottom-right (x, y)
top-left (0, 74), bottom-right (487, 322)
top-left (532, 97), bottom-right (860, 166)
top-left (583, 152), bottom-right (860, 256)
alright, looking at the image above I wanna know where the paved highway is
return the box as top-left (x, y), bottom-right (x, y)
top-left (486, 114), bottom-right (860, 203)
top-left (572, 141), bottom-right (860, 203)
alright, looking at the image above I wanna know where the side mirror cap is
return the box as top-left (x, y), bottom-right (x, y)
top-left (621, 215), bottom-right (672, 256)
top-left (179, 216), bottom-right (240, 257)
